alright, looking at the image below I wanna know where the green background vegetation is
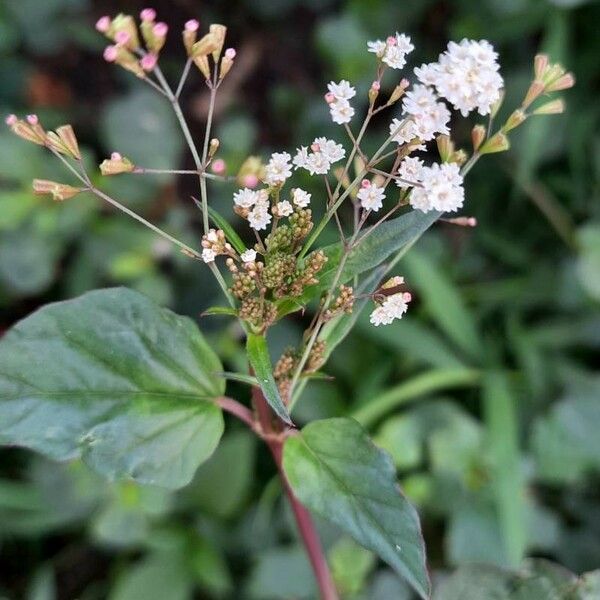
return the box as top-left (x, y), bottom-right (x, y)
top-left (0, 0), bottom-right (599, 597)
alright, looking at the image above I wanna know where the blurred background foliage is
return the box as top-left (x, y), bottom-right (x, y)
top-left (0, 0), bottom-right (599, 598)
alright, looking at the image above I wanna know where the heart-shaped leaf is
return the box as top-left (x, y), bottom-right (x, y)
top-left (283, 417), bottom-right (430, 599)
top-left (0, 287), bottom-right (225, 489)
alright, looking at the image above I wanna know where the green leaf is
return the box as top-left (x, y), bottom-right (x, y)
top-left (403, 250), bottom-right (483, 362)
top-left (246, 333), bottom-right (292, 424)
top-left (329, 537), bottom-right (376, 596)
top-left (215, 371), bottom-right (259, 387)
top-left (283, 417), bottom-right (430, 599)
top-left (202, 306), bottom-right (238, 317)
top-left (208, 206), bottom-right (247, 254)
top-left (0, 288), bottom-right (225, 489)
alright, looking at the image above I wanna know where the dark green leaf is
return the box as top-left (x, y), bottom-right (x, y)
top-left (283, 417), bottom-right (430, 599)
top-left (246, 333), bottom-right (292, 424)
top-left (0, 288), bottom-right (224, 489)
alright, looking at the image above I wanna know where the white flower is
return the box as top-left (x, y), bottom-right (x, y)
top-left (357, 182), bottom-right (385, 212)
top-left (206, 228), bottom-right (219, 243)
top-left (410, 162), bottom-right (465, 213)
top-left (414, 39), bottom-right (503, 116)
top-left (368, 33), bottom-right (414, 70)
top-left (304, 151), bottom-right (331, 175)
top-left (293, 188), bottom-right (311, 208)
top-left (330, 98), bottom-right (355, 124)
top-left (370, 292), bottom-right (411, 326)
top-left (276, 200), bottom-right (293, 217)
top-left (396, 156), bottom-right (424, 188)
top-left (314, 137), bottom-right (345, 163)
top-left (247, 199), bottom-right (272, 230)
top-left (293, 146), bottom-right (309, 170)
top-left (233, 187), bottom-right (258, 208)
top-left (264, 152), bottom-right (292, 185)
top-left (327, 80), bottom-right (356, 101)
top-left (241, 249), bottom-right (257, 263)
top-left (202, 248), bottom-right (216, 263)
top-left (389, 117), bottom-right (418, 145)
top-left (399, 84), bottom-right (451, 142)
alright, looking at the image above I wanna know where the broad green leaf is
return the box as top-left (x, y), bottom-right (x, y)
top-left (283, 417), bottom-right (430, 599)
top-left (246, 333), bottom-right (292, 424)
top-left (0, 288), bottom-right (225, 489)
top-left (403, 250), bottom-right (483, 362)
top-left (329, 537), bottom-right (376, 596)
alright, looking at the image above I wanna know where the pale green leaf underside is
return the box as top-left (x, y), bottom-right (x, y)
top-left (282, 417), bottom-right (430, 599)
top-left (0, 287), bottom-right (225, 489)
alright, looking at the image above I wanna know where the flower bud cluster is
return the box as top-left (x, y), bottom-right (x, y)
top-left (201, 228), bottom-right (234, 263)
top-left (323, 285), bottom-right (354, 321)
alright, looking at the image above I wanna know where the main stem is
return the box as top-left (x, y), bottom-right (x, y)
top-left (251, 385), bottom-right (339, 600)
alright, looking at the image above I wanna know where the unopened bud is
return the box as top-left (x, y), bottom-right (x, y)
top-left (211, 158), bottom-right (226, 174)
top-left (532, 98), bottom-right (565, 115)
top-left (387, 79), bottom-right (410, 105)
top-left (183, 20), bottom-right (199, 54)
top-left (140, 8), bottom-right (156, 22)
top-left (242, 174), bottom-right (258, 188)
top-left (368, 81), bottom-right (380, 104)
top-left (479, 131), bottom-right (510, 155)
top-left (503, 109), bottom-right (527, 132)
top-left (436, 134), bottom-right (454, 162)
top-left (451, 149), bottom-right (468, 166)
top-left (360, 179), bottom-right (371, 189)
top-left (324, 92), bottom-right (335, 104)
top-left (386, 36), bottom-right (397, 46)
top-left (192, 33), bottom-right (218, 58)
top-left (209, 24), bottom-right (227, 60)
top-left (545, 72), bottom-right (575, 93)
top-left (103, 45), bottom-right (118, 62)
top-left (114, 30), bottom-right (131, 46)
top-left (140, 53), bottom-right (158, 71)
top-left (100, 153), bottom-right (135, 175)
top-left (5, 114), bottom-right (17, 126)
top-left (219, 49), bottom-right (235, 79)
top-left (471, 124), bottom-right (486, 151)
top-left (96, 16), bottom-right (111, 34)
top-left (111, 14), bottom-right (140, 49)
top-left (33, 179), bottom-right (83, 201)
top-left (46, 125), bottom-right (81, 159)
top-left (445, 216), bottom-right (477, 227)
top-left (534, 54), bottom-right (549, 79)
top-left (382, 275), bottom-right (404, 290)
top-left (8, 117), bottom-right (46, 145)
top-left (193, 55), bottom-right (211, 79)
top-left (208, 138), bottom-right (220, 158)
top-left (522, 80), bottom-right (545, 109)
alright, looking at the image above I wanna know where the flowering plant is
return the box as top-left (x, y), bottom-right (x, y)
top-left (0, 8), bottom-right (573, 599)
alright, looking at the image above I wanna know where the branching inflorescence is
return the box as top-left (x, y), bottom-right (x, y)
top-left (4, 8), bottom-right (575, 599)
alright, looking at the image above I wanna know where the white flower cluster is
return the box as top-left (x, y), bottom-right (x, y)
top-left (370, 291), bottom-right (412, 326)
top-left (357, 181), bottom-right (386, 212)
top-left (293, 137), bottom-right (345, 175)
top-left (403, 161), bottom-right (465, 213)
top-left (327, 80), bottom-right (356, 125)
top-left (264, 152), bottom-right (292, 186)
top-left (232, 185), bottom-right (312, 231)
top-left (414, 39), bottom-right (503, 116)
top-left (367, 33), bottom-right (414, 70)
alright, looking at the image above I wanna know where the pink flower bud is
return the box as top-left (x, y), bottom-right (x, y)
top-left (111, 152), bottom-right (122, 160)
top-left (185, 19), bottom-right (199, 32)
top-left (140, 8), bottom-right (156, 22)
top-left (103, 45), bottom-right (118, 62)
top-left (95, 16), bottom-right (111, 33)
top-left (140, 53), bottom-right (158, 71)
top-left (361, 179), bottom-right (371, 188)
top-left (114, 30), bottom-right (130, 45)
top-left (311, 143), bottom-right (321, 152)
top-left (402, 292), bottom-right (412, 302)
top-left (386, 35), bottom-right (397, 46)
top-left (5, 114), bottom-right (18, 126)
top-left (224, 48), bottom-right (236, 59)
top-left (324, 92), bottom-right (335, 104)
top-left (211, 159), bottom-right (226, 174)
top-left (400, 78), bottom-right (410, 89)
top-left (371, 81), bottom-right (381, 91)
top-left (26, 114), bottom-right (38, 125)
top-left (242, 174), bottom-right (258, 188)
top-left (467, 217), bottom-right (477, 227)
top-left (153, 22), bottom-right (168, 37)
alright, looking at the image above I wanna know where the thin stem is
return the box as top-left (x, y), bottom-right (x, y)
top-left (132, 167), bottom-right (234, 182)
top-left (217, 396), bottom-right (255, 429)
top-left (175, 57), bottom-right (193, 99)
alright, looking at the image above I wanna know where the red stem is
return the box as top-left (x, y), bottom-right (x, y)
top-left (251, 385), bottom-right (339, 600)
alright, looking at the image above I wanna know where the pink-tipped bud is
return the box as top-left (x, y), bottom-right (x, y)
top-left (103, 45), bottom-right (118, 62)
top-left (242, 174), bottom-right (259, 188)
top-left (111, 151), bottom-right (122, 160)
top-left (534, 54), bottom-right (549, 79)
top-left (140, 8), bottom-right (156, 22)
top-left (95, 16), bottom-right (111, 33)
top-left (311, 143), bottom-right (321, 152)
top-left (402, 292), bottom-right (412, 302)
top-left (545, 72), bottom-right (576, 93)
top-left (371, 81), bottom-right (381, 91)
top-left (224, 47), bottom-right (236, 59)
top-left (5, 114), bottom-right (17, 126)
top-left (211, 159), bottom-right (226, 175)
top-left (153, 22), bottom-right (168, 37)
top-left (324, 92), bottom-right (335, 104)
top-left (114, 30), bottom-right (131, 45)
top-left (140, 53), bottom-right (158, 71)
top-left (361, 179), bottom-right (371, 189)
top-left (185, 19), bottom-right (199, 32)
top-left (468, 217), bottom-right (477, 227)
top-left (386, 35), bottom-right (397, 46)
top-left (26, 114), bottom-right (38, 125)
